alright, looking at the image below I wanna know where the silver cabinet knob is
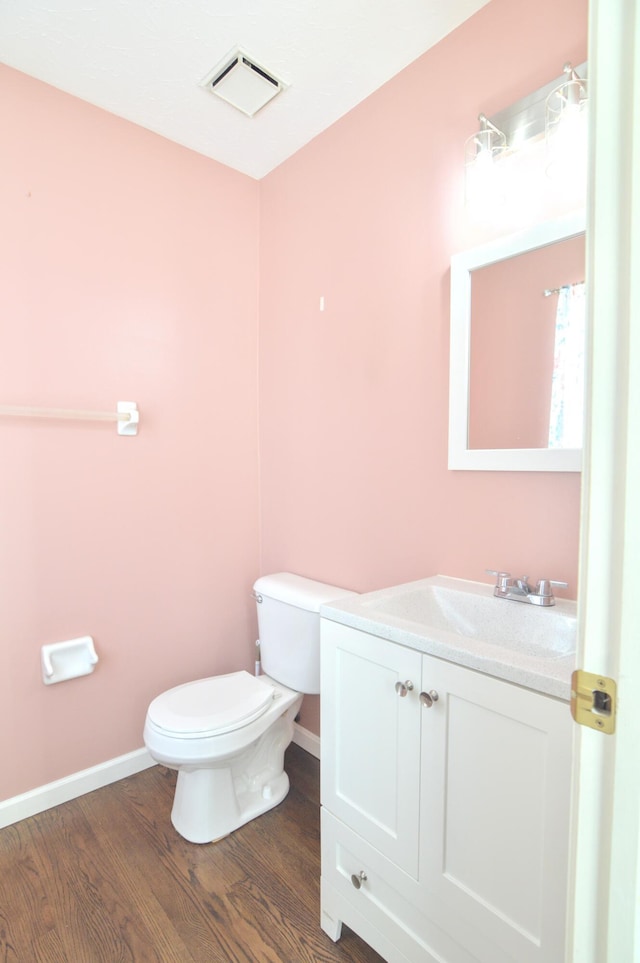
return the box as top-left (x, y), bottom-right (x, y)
top-left (395, 680), bottom-right (414, 697)
top-left (420, 690), bottom-right (439, 708)
top-left (351, 871), bottom-right (368, 890)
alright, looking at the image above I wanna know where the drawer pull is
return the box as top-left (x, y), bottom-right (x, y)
top-left (351, 870), bottom-right (368, 890)
top-left (395, 680), bottom-right (414, 697)
top-left (420, 689), bottom-right (439, 708)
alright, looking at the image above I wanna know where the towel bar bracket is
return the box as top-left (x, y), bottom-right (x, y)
top-left (117, 401), bottom-right (139, 436)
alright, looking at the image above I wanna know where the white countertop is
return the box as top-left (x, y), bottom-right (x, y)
top-left (321, 575), bottom-right (577, 701)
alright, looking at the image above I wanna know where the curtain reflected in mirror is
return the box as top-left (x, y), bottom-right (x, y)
top-left (548, 282), bottom-right (586, 449)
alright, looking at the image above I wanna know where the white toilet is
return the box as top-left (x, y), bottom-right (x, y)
top-left (143, 572), bottom-right (354, 844)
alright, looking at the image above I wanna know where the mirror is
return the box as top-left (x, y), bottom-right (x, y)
top-left (448, 211), bottom-right (586, 471)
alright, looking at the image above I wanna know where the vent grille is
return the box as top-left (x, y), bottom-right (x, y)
top-left (201, 50), bottom-right (285, 117)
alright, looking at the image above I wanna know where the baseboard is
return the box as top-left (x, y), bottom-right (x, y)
top-left (0, 726), bottom-right (319, 831)
top-left (0, 747), bottom-right (156, 830)
top-left (292, 722), bottom-right (320, 759)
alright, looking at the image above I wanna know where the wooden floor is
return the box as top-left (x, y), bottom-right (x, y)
top-left (0, 744), bottom-right (385, 962)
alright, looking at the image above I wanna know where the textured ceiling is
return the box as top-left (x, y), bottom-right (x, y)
top-left (0, 0), bottom-right (491, 180)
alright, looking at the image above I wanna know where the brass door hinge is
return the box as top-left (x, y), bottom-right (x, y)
top-left (570, 670), bottom-right (617, 734)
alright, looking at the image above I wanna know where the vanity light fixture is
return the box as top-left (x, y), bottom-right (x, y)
top-left (464, 60), bottom-right (588, 207)
top-left (545, 62), bottom-right (588, 178)
top-left (464, 114), bottom-right (507, 207)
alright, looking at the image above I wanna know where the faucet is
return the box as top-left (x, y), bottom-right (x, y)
top-left (486, 570), bottom-right (568, 606)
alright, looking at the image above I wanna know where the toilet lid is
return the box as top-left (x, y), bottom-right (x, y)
top-left (147, 670), bottom-right (275, 737)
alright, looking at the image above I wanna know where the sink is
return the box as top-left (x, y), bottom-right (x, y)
top-left (363, 577), bottom-right (575, 658)
top-left (360, 575), bottom-right (576, 660)
top-left (320, 575), bottom-right (577, 700)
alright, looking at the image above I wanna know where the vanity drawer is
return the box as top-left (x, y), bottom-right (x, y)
top-left (321, 808), bottom-right (480, 963)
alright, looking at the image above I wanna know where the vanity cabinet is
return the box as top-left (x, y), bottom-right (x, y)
top-left (320, 619), bottom-right (573, 963)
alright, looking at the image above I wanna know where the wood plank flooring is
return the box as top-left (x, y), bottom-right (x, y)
top-left (0, 745), bottom-right (385, 962)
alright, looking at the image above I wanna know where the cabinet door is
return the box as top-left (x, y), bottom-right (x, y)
top-left (321, 620), bottom-right (422, 878)
top-left (419, 655), bottom-right (572, 963)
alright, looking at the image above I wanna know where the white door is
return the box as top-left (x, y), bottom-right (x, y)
top-left (569, 0), bottom-right (640, 959)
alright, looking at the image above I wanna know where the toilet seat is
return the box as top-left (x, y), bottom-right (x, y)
top-left (147, 670), bottom-right (275, 738)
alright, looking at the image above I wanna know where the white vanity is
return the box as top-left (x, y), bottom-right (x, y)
top-left (320, 575), bottom-right (576, 963)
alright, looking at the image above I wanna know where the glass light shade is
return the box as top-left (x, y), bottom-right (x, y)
top-left (546, 75), bottom-right (588, 179)
top-left (464, 120), bottom-right (507, 210)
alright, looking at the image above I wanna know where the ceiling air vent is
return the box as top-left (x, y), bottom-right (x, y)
top-left (200, 49), bottom-right (285, 117)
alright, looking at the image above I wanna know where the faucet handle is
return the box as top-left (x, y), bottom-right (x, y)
top-left (486, 569), bottom-right (511, 590)
top-left (536, 578), bottom-right (569, 597)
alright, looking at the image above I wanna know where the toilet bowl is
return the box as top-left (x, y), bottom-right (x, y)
top-left (143, 573), bottom-right (355, 844)
top-left (144, 670), bottom-right (302, 843)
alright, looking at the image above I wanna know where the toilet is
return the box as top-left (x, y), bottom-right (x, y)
top-left (143, 572), bottom-right (355, 844)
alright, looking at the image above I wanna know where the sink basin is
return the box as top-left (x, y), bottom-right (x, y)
top-left (320, 575), bottom-right (577, 700)
top-left (360, 575), bottom-right (577, 660)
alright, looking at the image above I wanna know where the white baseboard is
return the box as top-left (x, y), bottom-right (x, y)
top-left (0, 747), bottom-right (156, 830)
top-left (292, 722), bottom-right (320, 759)
top-left (0, 726), bottom-right (320, 831)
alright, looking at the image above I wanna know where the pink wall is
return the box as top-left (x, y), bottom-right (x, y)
top-left (259, 0), bottom-right (587, 733)
top-left (1, 0), bottom-right (589, 794)
top-left (1, 66), bottom-right (260, 799)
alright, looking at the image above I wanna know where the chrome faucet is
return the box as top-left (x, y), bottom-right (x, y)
top-left (486, 570), bottom-right (568, 606)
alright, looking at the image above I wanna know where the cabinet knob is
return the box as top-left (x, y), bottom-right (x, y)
top-left (395, 680), bottom-right (414, 697)
top-left (351, 871), bottom-right (368, 890)
top-left (419, 689), bottom-right (439, 708)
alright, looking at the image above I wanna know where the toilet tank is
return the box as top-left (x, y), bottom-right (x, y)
top-left (253, 573), bottom-right (356, 694)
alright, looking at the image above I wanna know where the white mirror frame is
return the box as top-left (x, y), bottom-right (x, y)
top-left (448, 210), bottom-right (586, 471)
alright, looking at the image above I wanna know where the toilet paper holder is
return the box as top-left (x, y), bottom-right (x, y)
top-left (41, 636), bottom-right (99, 685)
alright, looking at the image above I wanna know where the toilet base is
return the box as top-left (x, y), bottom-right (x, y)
top-left (170, 695), bottom-right (302, 843)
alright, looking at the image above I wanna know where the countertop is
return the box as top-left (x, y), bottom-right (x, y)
top-left (321, 575), bottom-right (577, 701)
